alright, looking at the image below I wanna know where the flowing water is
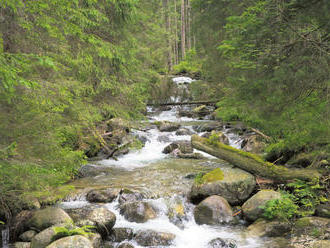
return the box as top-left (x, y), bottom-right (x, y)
top-left (57, 77), bottom-right (269, 248)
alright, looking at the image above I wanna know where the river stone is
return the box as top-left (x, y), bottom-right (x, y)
top-left (208, 238), bottom-right (237, 248)
top-left (157, 135), bottom-right (171, 143)
top-left (293, 217), bottom-right (330, 238)
top-left (242, 190), bottom-right (282, 222)
top-left (85, 207), bottom-right (116, 236)
top-left (26, 208), bottom-right (72, 232)
top-left (117, 242), bottom-right (135, 248)
top-left (77, 164), bottom-right (112, 178)
top-left (175, 128), bottom-right (194, 136)
top-left (177, 152), bottom-right (204, 159)
top-left (246, 218), bottom-right (291, 238)
top-left (109, 228), bottom-right (134, 242)
top-left (30, 225), bottom-right (58, 248)
top-left (135, 230), bottom-right (175, 246)
top-left (158, 121), bottom-right (181, 132)
top-left (194, 195), bottom-right (233, 225)
top-left (20, 230), bottom-right (37, 242)
top-left (118, 191), bottom-right (145, 205)
top-left (13, 242), bottom-right (31, 248)
top-left (88, 232), bottom-right (102, 248)
top-left (120, 201), bottom-right (156, 223)
top-left (189, 166), bottom-right (256, 205)
top-left (86, 188), bottom-right (121, 203)
top-left (46, 235), bottom-right (93, 248)
top-left (162, 141), bottom-right (193, 154)
top-left (315, 203), bottom-right (330, 218)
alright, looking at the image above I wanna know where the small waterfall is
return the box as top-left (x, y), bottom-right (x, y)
top-left (1, 226), bottom-right (9, 248)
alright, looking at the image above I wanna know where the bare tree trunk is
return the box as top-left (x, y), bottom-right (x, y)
top-left (163, 0), bottom-right (173, 72)
top-left (186, 0), bottom-right (192, 50)
top-left (174, 0), bottom-right (179, 64)
top-left (181, 0), bottom-right (186, 60)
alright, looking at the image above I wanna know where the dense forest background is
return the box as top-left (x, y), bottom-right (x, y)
top-left (0, 0), bottom-right (329, 219)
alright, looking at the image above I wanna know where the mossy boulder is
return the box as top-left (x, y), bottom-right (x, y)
top-left (194, 195), bottom-right (233, 225)
top-left (46, 235), bottom-right (92, 248)
top-left (134, 230), bottom-right (175, 246)
top-left (120, 201), bottom-right (157, 223)
top-left (189, 165), bottom-right (256, 205)
top-left (246, 218), bottom-right (291, 238)
top-left (26, 208), bottom-right (72, 232)
top-left (242, 190), bottom-right (282, 222)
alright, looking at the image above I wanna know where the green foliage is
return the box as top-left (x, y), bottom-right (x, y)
top-left (194, 172), bottom-right (205, 185)
top-left (52, 225), bottom-right (95, 241)
top-left (173, 49), bottom-right (202, 75)
top-left (0, 220), bottom-right (4, 225)
top-left (261, 193), bottom-right (298, 221)
top-left (206, 133), bottom-right (221, 146)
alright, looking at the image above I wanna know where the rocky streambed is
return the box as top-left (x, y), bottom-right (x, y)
top-left (4, 78), bottom-right (329, 248)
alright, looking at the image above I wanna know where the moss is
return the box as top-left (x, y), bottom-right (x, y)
top-left (200, 168), bottom-right (224, 184)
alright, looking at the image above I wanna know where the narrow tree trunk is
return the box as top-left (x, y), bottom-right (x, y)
top-left (191, 135), bottom-right (320, 181)
top-left (181, 0), bottom-right (186, 60)
top-left (163, 0), bottom-right (173, 72)
top-left (174, 0), bottom-right (179, 64)
top-left (187, 0), bottom-right (192, 50)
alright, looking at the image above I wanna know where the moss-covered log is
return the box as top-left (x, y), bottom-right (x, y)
top-left (191, 135), bottom-right (320, 181)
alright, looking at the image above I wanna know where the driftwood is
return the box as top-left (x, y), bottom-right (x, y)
top-left (191, 135), bottom-right (320, 181)
top-left (250, 128), bottom-right (272, 141)
top-left (147, 100), bottom-right (219, 106)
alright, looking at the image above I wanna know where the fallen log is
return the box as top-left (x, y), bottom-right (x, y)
top-left (147, 100), bottom-right (219, 106)
top-left (191, 135), bottom-right (320, 181)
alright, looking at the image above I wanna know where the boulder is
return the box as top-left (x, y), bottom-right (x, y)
top-left (84, 207), bottom-right (116, 236)
top-left (194, 195), bottom-right (233, 225)
top-left (118, 191), bottom-right (144, 205)
top-left (293, 217), bottom-right (330, 238)
top-left (13, 243), bottom-right (31, 248)
top-left (246, 219), bottom-right (291, 238)
top-left (19, 230), bottom-right (37, 242)
top-left (88, 233), bottom-right (102, 248)
top-left (189, 166), bottom-right (256, 205)
top-left (77, 164), bottom-right (112, 178)
top-left (117, 243), bottom-right (135, 248)
top-left (109, 228), bottom-right (133, 242)
top-left (163, 141), bottom-right (193, 154)
top-left (134, 230), bottom-right (175, 246)
top-left (158, 121), bottom-right (181, 132)
top-left (30, 225), bottom-right (59, 248)
top-left (46, 235), bottom-right (92, 248)
top-left (208, 238), bottom-right (237, 248)
top-left (26, 208), bottom-right (72, 232)
top-left (315, 203), bottom-right (330, 218)
top-left (86, 188), bottom-right (121, 203)
top-left (241, 135), bottom-right (265, 154)
top-left (120, 201), bottom-right (156, 223)
top-left (175, 128), bottom-right (194, 136)
top-left (242, 190), bottom-right (282, 222)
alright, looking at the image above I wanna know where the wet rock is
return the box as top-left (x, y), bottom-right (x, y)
top-left (118, 191), bottom-right (145, 205)
top-left (242, 190), bottom-right (282, 222)
top-left (117, 242), bottom-right (135, 248)
top-left (158, 121), bottom-right (181, 132)
top-left (77, 164), bottom-right (112, 178)
top-left (208, 238), bottom-right (237, 248)
top-left (163, 141), bottom-right (193, 154)
top-left (315, 203), bottom-right (330, 218)
top-left (109, 228), bottom-right (134, 242)
top-left (241, 135), bottom-right (266, 154)
top-left (86, 188), bottom-right (121, 203)
top-left (47, 235), bottom-right (93, 248)
top-left (135, 230), bottom-right (175, 246)
top-left (177, 152), bottom-right (204, 159)
top-left (246, 219), bottom-right (291, 237)
top-left (293, 217), bottom-right (330, 238)
top-left (26, 208), bottom-right (72, 232)
top-left (120, 201), bottom-right (156, 223)
top-left (189, 166), bottom-right (256, 205)
top-left (19, 230), bottom-right (37, 242)
top-left (30, 225), bottom-right (61, 248)
top-left (84, 207), bottom-right (116, 236)
top-left (175, 128), bottom-right (194, 136)
top-left (157, 135), bottom-right (171, 143)
top-left (194, 195), bottom-right (233, 225)
top-left (193, 122), bottom-right (222, 132)
top-left (13, 242), bottom-right (31, 248)
top-left (88, 232), bottom-right (102, 248)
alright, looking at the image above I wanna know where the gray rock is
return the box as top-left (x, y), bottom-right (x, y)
top-left (109, 228), bottom-right (133, 242)
top-left (175, 128), bottom-right (194, 136)
top-left (158, 121), bottom-right (181, 132)
top-left (88, 233), bottom-right (102, 248)
top-left (118, 192), bottom-right (144, 205)
top-left (26, 208), bottom-right (72, 232)
top-left (86, 188), bottom-right (121, 203)
top-left (120, 202), bottom-right (156, 223)
top-left (134, 230), bottom-right (175, 246)
top-left (189, 166), bottom-right (256, 205)
top-left (242, 190), bottom-right (282, 222)
top-left (157, 135), bottom-right (171, 143)
top-left (208, 238), bottom-right (237, 248)
top-left (194, 195), bottom-right (233, 225)
top-left (117, 243), bottom-right (135, 248)
top-left (246, 219), bottom-right (291, 237)
top-left (19, 230), bottom-right (37, 242)
top-left (30, 226), bottom-right (58, 248)
top-left (85, 207), bottom-right (116, 236)
top-left (77, 164), bottom-right (112, 178)
top-left (46, 235), bottom-right (92, 248)
top-left (163, 141), bottom-right (193, 154)
top-left (177, 152), bottom-right (204, 159)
